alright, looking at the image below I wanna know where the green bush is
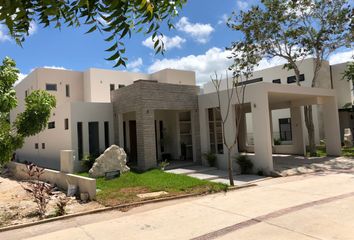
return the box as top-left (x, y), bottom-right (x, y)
top-left (81, 154), bottom-right (97, 170)
top-left (203, 152), bottom-right (217, 167)
top-left (235, 155), bottom-right (253, 174)
top-left (274, 138), bottom-right (281, 145)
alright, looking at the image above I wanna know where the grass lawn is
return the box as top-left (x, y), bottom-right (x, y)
top-left (306, 145), bottom-right (354, 157)
top-left (79, 169), bottom-right (227, 206)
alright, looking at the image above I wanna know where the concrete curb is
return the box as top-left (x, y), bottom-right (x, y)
top-left (0, 184), bottom-right (256, 233)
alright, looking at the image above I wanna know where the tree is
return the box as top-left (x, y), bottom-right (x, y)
top-left (228, 0), bottom-right (353, 156)
top-left (0, 57), bottom-right (56, 165)
top-left (0, 0), bottom-right (186, 67)
top-left (343, 59), bottom-right (354, 84)
top-left (211, 70), bottom-right (248, 186)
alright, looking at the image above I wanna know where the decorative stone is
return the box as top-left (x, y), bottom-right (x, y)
top-left (89, 145), bottom-right (130, 178)
top-left (344, 128), bottom-right (353, 147)
top-left (137, 191), bottom-right (168, 199)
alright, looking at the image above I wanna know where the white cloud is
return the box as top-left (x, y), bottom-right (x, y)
top-left (176, 17), bottom-right (214, 44)
top-left (127, 58), bottom-right (143, 72)
top-left (148, 47), bottom-right (232, 85)
top-left (329, 49), bottom-right (354, 65)
top-left (236, 0), bottom-right (249, 11)
top-left (28, 21), bottom-right (37, 36)
top-left (0, 25), bottom-right (11, 42)
top-left (142, 35), bottom-right (186, 50)
top-left (218, 14), bottom-right (229, 25)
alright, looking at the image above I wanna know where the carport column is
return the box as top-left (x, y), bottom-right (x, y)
top-left (290, 106), bottom-right (305, 155)
top-left (136, 108), bottom-right (157, 170)
top-left (222, 104), bottom-right (237, 157)
top-left (251, 92), bottom-right (274, 173)
top-left (199, 108), bottom-right (209, 166)
top-left (322, 97), bottom-right (341, 156)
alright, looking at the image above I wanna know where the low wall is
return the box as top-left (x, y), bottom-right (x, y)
top-left (7, 162), bottom-right (96, 200)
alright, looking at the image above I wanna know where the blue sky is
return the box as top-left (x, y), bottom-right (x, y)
top-left (0, 0), bottom-right (353, 85)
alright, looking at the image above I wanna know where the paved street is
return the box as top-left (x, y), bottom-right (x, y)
top-left (2, 171), bottom-right (354, 240)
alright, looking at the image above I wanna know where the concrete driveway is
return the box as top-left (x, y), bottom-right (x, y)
top-left (2, 168), bottom-right (354, 240)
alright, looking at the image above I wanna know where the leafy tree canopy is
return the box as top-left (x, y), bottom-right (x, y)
top-left (0, 0), bottom-right (186, 67)
top-left (0, 57), bottom-right (56, 165)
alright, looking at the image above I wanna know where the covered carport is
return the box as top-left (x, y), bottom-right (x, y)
top-left (199, 82), bottom-right (341, 174)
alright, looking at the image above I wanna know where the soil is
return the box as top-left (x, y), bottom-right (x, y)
top-left (0, 169), bottom-right (103, 228)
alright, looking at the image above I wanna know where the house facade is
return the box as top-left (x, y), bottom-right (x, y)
top-left (10, 58), bottom-right (351, 172)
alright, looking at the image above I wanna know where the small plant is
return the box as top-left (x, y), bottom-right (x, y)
top-left (22, 163), bottom-right (52, 219)
top-left (81, 154), bottom-right (97, 170)
top-left (235, 155), bottom-right (253, 174)
top-left (55, 196), bottom-right (69, 216)
top-left (274, 138), bottom-right (281, 145)
top-left (203, 151), bottom-right (217, 167)
top-left (159, 160), bottom-right (170, 171)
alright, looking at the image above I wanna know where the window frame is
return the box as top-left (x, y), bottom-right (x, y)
top-left (48, 121), bottom-right (55, 129)
top-left (45, 83), bottom-right (57, 91)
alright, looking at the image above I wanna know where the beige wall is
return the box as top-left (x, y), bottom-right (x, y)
top-left (151, 69), bottom-right (196, 86)
top-left (332, 62), bottom-right (353, 109)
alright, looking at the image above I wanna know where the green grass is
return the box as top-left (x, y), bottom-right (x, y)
top-left (79, 169), bottom-right (227, 206)
top-left (305, 145), bottom-right (354, 157)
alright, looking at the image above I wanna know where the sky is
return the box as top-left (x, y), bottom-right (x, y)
top-left (0, 0), bottom-right (353, 85)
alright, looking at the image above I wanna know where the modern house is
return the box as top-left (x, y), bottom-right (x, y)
top-left (10, 58), bottom-right (351, 173)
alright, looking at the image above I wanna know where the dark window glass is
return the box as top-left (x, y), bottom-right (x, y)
top-left (104, 121), bottom-right (110, 149)
top-left (25, 90), bottom-right (28, 97)
top-left (110, 84), bottom-right (115, 91)
top-left (235, 77), bottom-right (263, 86)
top-left (35, 143), bottom-right (38, 149)
top-left (46, 84), bottom-right (57, 91)
top-left (272, 79), bottom-right (281, 84)
top-left (287, 74), bottom-right (305, 84)
top-left (64, 118), bottom-right (69, 130)
top-left (77, 122), bottom-right (83, 160)
top-left (42, 143), bottom-right (45, 149)
top-left (48, 121), bottom-right (55, 129)
top-left (65, 84), bottom-right (70, 97)
top-left (118, 84), bottom-right (125, 88)
top-left (279, 118), bottom-right (292, 141)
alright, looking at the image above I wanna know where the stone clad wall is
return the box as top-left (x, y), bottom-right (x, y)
top-left (111, 81), bottom-right (201, 170)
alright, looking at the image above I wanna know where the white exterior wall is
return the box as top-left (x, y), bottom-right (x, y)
top-left (332, 62), bottom-right (354, 108)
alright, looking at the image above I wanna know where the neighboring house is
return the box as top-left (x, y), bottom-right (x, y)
top-left (203, 58), bottom-right (353, 147)
top-left (10, 67), bottom-right (196, 171)
top-left (11, 58), bottom-right (347, 173)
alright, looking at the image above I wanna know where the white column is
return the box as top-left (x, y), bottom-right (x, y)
top-left (290, 106), bottom-right (305, 155)
top-left (222, 104), bottom-right (237, 157)
top-left (251, 92), bottom-right (273, 173)
top-left (322, 97), bottom-right (341, 156)
top-left (199, 108), bottom-right (209, 166)
top-left (117, 113), bottom-right (124, 148)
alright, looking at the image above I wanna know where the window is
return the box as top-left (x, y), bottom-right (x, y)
top-left (25, 90), bottom-right (28, 97)
top-left (110, 84), bottom-right (115, 91)
top-left (42, 143), bottom-right (45, 149)
top-left (65, 84), bottom-right (70, 97)
top-left (287, 74), bottom-right (305, 84)
top-left (48, 121), bottom-right (55, 129)
top-left (46, 83), bottom-right (57, 91)
top-left (272, 79), bottom-right (281, 84)
top-left (77, 122), bottom-right (83, 160)
top-left (35, 143), bottom-right (38, 149)
top-left (64, 118), bottom-right (69, 130)
top-left (235, 77), bottom-right (263, 87)
top-left (279, 118), bottom-right (292, 141)
top-left (118, 84), bottom-right (125, 89)
top-left (104, 121), bottom-right (110, 149)
top-left (208, 108), bottom-right (224, 154)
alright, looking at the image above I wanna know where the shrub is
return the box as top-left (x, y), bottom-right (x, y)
top-left (22, 163), bottom-right (52, 219)
top-left (81, 154), bottom-right (97, 170)
top-left (235, 155), bottom-right (253, 174)
top-left (55, 197), bottom-right (69, 216)
top-left (158, 160), bottom-right (170, 170)
top-left (274, 138), bottom-right (281, 145)
top-left (203, 152), bottom-right (217, 167)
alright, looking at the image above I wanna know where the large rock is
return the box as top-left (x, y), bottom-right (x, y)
top-left (344, 128), bottom-right (353, 148)
top-left (89, 145), bottom-right (130, 178)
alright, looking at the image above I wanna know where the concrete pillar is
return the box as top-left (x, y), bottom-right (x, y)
top-left (117, 113), bottom-right (124, 148)
top-left (322, 97), bottom-right (341, 156)
top-left (290, 106), bottom-right (305, 155)
top-left (237, 111), bottom-right (247, 152)
top-left (199, 108), bottom-right (209, 166)
top-left (60, 150), bottom-right (75, 173)
top-left (136, 108), bottom-right (157, 170)
top-left (222, 105), bottom-right (237, 158)
top-left (251, 92), bottom-right (273, 173)
top-left (191, 109), bottom-right (201, 163)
